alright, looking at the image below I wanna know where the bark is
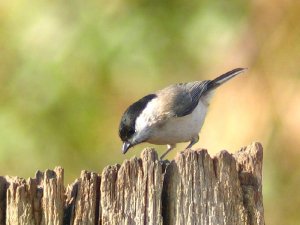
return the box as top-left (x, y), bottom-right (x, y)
top-left (0, 177), bottom-right (8, 225)
top-left (100, 148), bottom-right (163, 225)
top-left (162, 142), bottom-right (264, 225)
top-left (65, 171), bottom-right (100, 225)
top-left (0, 142), bottom-right (264, 225)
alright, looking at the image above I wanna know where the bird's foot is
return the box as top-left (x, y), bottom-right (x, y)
top-left (185, 135), bottom-right (199, 150)
top-left (160, 144), bottom-right (176, 160)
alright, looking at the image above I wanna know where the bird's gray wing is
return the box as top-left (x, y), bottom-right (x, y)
top-left (159, 80), bottom-right (210, 118)
top-left (175, 80), bottom-right (210, 117)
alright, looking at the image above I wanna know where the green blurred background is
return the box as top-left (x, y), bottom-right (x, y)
top-left (1, 0), bottom-right (300, 224)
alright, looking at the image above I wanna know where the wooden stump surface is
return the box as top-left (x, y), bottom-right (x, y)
top-left (0, 142), bottom-right (264, 225)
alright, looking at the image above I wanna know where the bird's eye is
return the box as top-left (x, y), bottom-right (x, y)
top-left (127, 129), bottom-right (135, 137)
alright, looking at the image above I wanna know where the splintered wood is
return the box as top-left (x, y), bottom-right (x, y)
top-left (0, 142), bottom-right (264, 225)
top-left (2, 167), bottom-right (64, 225)
top-left (100, 149), bottom-right (163, 225)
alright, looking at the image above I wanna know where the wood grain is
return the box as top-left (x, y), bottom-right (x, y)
top-left (0, 142), bottom-right (264, 225)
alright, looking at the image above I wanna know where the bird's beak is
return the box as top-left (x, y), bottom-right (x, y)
top-left (122, 141), bottom-right (131, 154)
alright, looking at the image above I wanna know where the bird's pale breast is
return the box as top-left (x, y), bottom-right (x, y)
top-left (146, 100), bottom-right (208, 145)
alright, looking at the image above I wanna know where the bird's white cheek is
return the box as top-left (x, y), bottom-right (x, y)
top-left (134, 99), bottom-right (158, 143)
top-left (135, 99), bottom-right (158, 132)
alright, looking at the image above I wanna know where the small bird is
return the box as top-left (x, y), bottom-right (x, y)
top-left (119, 68), bottom-right (247, 159)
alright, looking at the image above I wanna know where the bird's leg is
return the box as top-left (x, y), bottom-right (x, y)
top-left (160, 144), bottom-right (176, 160)
top-left (185, 135), bottom-right (199, 149)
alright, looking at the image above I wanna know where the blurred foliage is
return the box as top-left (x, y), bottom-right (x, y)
top-left (0, 0), bottom-right (300, 224)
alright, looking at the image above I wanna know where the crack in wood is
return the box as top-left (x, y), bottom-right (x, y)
top-left (0, 142), bottom-right (264, 225)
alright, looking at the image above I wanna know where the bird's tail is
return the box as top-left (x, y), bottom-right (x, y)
top-left (206, 68), bottom-right (247, 91)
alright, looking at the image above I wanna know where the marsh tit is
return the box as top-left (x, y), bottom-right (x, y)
top-left (119, 68), bottom-right (247, 159)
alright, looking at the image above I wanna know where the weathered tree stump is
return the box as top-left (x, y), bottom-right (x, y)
top-left (0, 142), bottom-right (264, 225)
